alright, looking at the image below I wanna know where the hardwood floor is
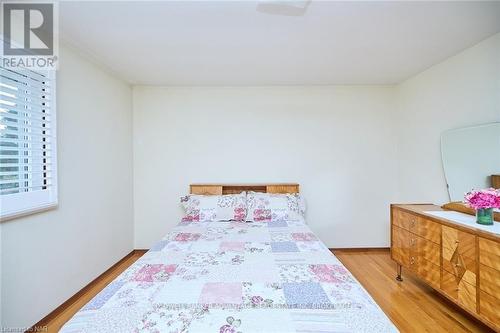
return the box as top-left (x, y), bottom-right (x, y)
top-left (40, 251), bottom-right (145, 333)
top-left (38, 249), bottom-right (493, 333)
top-left (334, 249), bottom-right (494, 333)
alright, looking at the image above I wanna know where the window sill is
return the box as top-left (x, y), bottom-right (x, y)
top-left (0, 203), bottom-right (58, 222)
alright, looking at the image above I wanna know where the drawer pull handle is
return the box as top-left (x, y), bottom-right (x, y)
top-left (455, 240), bottom-right (460, 244)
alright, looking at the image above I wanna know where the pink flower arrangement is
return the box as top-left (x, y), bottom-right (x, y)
top-left (464, 188), bottom-right (500, 210)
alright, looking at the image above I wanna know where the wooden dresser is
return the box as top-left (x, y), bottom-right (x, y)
top-left (391, 204), bottom-right (500, 331)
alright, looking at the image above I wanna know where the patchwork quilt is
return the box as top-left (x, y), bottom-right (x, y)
top-left (60, 220), bottom-right (397, 333)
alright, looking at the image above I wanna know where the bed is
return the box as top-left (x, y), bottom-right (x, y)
top-left (60, 184), bottom-right (397, 333)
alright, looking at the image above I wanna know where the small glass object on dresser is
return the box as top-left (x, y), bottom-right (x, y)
top-left (464, 188), bottom-right (500, 226)
top-left (476, 207), bottom-right (494, 225)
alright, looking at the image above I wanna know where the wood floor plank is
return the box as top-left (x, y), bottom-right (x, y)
top-left (41, 252), bottom-right (144, 333)
top-left (334, 249), bottom-right (493, 333)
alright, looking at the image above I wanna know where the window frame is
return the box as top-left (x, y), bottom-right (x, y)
top-left (0, 69), bottom-right (58, 221)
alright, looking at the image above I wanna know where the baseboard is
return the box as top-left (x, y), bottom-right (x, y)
top-left (26, 249), bottom-right (147, 333)
top-left (330, 247), bottom-right (390, 252)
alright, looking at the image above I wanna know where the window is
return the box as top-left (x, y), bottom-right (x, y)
top-left (0, 66), bottom-right (57, 220)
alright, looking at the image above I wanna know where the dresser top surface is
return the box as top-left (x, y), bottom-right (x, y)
top-left (425, 210), bottom-right (500, 236)
top-left (392, 204), bottom-right (500, 241)
top-left (392, 204), bottom-right (442, 213)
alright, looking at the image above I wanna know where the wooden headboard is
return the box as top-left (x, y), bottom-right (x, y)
top-left (190, 183), bottom-right (299, 195)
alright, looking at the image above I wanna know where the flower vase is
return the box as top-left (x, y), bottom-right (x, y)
top-left (476, 208), bottom-right (494, 225)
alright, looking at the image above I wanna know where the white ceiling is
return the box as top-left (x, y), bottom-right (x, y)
top-left (59, 1), bottom-right (500, 85)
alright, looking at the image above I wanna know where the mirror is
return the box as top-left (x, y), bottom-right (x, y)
top-left (441, 122), bottom-right (500, 202)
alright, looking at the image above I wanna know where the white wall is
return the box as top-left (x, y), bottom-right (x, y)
top-left (132, 33), bottom-right (500, 249)
top-left (396, 33), bottom-right (500, 204)
top-left (133, 86), bottom-right (397, 249)
top-left (0, 44), bottom-right (134, 328)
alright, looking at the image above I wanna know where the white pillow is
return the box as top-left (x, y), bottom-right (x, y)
top-left (246, 191), bottom-right (305, 222)
top-left (180, 192), bottom-right (247, 222)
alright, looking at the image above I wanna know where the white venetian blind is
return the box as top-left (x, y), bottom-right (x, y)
top-left (0, 66), bottom-right (57, 219)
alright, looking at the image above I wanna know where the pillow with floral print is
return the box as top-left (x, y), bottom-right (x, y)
top-left (245, 192), bottom-right (305, 222)
top-left (180, 192), bottom-right (247, 222)
top-left (289, 193), bottom-right (306, 218)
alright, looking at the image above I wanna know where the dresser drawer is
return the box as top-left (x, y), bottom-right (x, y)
top-left (442, 225), bottom-right (477, 287)
top-left (479, 263), bottom-right (500, 298)
top-left (479, 237), bottom-right (500, 271)
top-left (442, 225), bottom-right (476, 259)
top-left (417, 256), bottom-right (440, 288)
top-left (392, 208), bottom-right (418, 231)
top-left (480, 290), bottom-right (500, 326)
top-left (416, 235), bottom-right (440, 266)
top-left (442, 269), bottom-right (476, 313)
top-left (442, 252), bottom-right (477, 286)
top-left (415, 218), bottom-right (441, 244)
top-left (391, 225), bottom-right (410, 267)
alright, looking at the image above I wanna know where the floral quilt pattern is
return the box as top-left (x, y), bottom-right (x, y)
top-left (60, 219), bottom-right (397, 333)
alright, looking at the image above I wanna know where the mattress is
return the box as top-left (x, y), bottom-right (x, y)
top-left (60, 219), bottom-right (398, 332)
